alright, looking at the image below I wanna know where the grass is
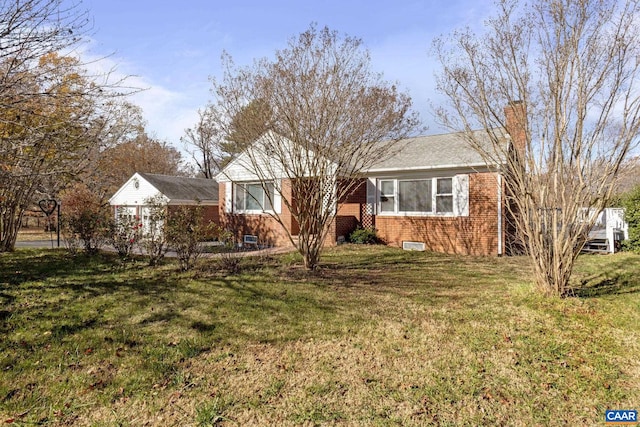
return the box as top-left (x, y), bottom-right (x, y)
top-left (15, 228), bottom-right (56, 242)
top-left (0, 246), bottom-right (639, 426)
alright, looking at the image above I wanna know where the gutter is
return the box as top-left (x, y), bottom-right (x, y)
top-left (365, 162), bottom-right (495, 174)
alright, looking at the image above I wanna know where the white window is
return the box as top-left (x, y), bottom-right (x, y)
top-left (435, 178), bottom-right (453, 213)
top-left (379, 180), bottom-right (396, 212)
top-left (400, 179), bottom-right (432, 212)
top-left (234, 182), bottom-right (274, 212)
top-left (378, 177), bottom-right (457, 215)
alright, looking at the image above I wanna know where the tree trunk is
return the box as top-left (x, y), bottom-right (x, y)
top-left (0, 208), bottom-right (22, 252)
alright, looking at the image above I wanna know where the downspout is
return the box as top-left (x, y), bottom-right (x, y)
top-left (497, 172), bottom-right (503, 256)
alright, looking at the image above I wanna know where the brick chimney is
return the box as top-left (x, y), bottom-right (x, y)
top-left (504, 100), bottom-right (527, 158)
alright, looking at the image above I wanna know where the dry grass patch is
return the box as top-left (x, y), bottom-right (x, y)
top-left (15, 228), bottom-right (55, 242)
top-left (1, 246), bottom-right (638, 425)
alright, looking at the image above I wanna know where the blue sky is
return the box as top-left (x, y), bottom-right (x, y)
top-left (80, 0), bottom-right (493, 148)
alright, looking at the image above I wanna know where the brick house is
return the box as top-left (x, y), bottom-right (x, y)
top-left (109, 172), bottom-right (219, 232)
top-left (216, 104), bottom-right (524, 255)
top-left (361, 130), bottom-right (508, 255)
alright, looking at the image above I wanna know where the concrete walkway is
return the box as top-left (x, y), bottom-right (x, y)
top-left (14, 240), bottom-right (61, 249)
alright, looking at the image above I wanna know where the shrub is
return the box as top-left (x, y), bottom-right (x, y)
top-left (217, 229), bottom-right (242, 274)
top-left (108, 208), bottom-right (141, 259)
top-left (60, 184), bottom-right (110, 254)
top-left (165, 205), bottom-right (218, 271)
top-left (139, 195), bottom-right (169, 266)
top-left (348, 227), bottom-right (379, 244)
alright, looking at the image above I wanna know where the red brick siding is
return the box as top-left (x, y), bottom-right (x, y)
top-left (219, 179), bottom-right (368, 247)
top-left (202, 205), bottom-right (220, 227)
top-left (504, 101), bottom-right (527, 155)
top-left (218, 181), bottom-right (293, 247)
top-left (166, 204), bottom-right (220, 239)
top-left (374, 172), bottom-right (502, 256)
top-left (332, 179), bottom-right (367, 243)
top-left (221, 175), bottom-right (505, 255)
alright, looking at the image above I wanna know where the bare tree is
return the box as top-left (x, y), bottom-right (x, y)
top-left (433, 0), bottom-right (640, 296)
top-left (95, 132), bottom-right (185, 199)
top-left (183, 100), bottom-right (272, 177)
top-left (181, 106), bottom-right (220, 179)
top-left (614, 156), bottom-right (640, 196)
top-left (223, 98), bottom-right (273, 157)
top-left (0, 0), bottom-right (89, 96)
top-left (0, 0), bottom-right (134, 251)
top-left (213, 25), bottom-right (421, 269)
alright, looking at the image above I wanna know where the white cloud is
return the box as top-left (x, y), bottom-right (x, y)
top-left (128, 79), bottom-right (207, 144)
top-left (77, 41), bottom-right (209, 147)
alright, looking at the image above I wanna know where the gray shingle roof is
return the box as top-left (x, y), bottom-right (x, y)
top-left (138, 173), bottom-right (219, 203)
top-left (366, 129), bottom-right (507, 172)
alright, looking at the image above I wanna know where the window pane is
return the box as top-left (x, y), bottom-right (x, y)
top-left (436, 195), bottom-right (453, 213)
top-left (437, 178), bottom-right (452, 194)
top-left (399, 180), bottom-right (431, 212)
top-left (246, 184), bottom-right (264, 210)
top-left (381, 196), bottom-right (394, 212)
top-left (380, 180), bottom-right (394, 195)
top-left (380, 180), bottom-right (395, 212)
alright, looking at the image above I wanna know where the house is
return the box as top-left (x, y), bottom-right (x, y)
top-left (109, 172), bottom-right (219, 232)
top-left (216, 104), bottom-right (524, 255)
top-left (581, 207), bottom-right (629, 253)
top-left (361, 129), bottom-right (509, 256)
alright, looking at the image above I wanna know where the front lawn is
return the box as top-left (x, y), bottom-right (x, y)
top-left (0, 247), bottom-right (638, 425)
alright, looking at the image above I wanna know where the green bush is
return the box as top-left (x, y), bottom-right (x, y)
top-left (622, 185), bottom-right (640, 253)
top-left (165, 205), bottom-right (219, 271)
top-left (348, 227), bottom-right (379, 244)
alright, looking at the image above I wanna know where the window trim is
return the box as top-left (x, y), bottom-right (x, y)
top-left (435, 177), bottom-right (453, 214)
top-left (233, 181), bottom-right (275, 214)
top-left (379, 179), bottom-right (397, 213)
top-left (377, 177), bottom-right (456, 216)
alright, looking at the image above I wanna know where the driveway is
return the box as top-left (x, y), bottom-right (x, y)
top-left (14, 240), bottom-right (61, 249)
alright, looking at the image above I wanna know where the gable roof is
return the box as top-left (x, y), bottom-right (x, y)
top-left (365, 129), bottom-right (508, 173)
top-left (138, 173), bottom-right (219, 203)
top-left (216, 128), bottom-right (509, 182)
top-left (216, 131), bottom-right (327, 183)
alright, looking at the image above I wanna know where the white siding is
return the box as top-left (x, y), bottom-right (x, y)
top-left (224, 183), bottom-right (233, 213)
top-left (216, 131), bottom-right (336, 183)
top-left (366, 177), bottom-right (377, 215)
top-left (109, 173), bottom-right (165, 207)
top-left (273, 181), bottom-right (282, 214)
top-left (453, 174), bottom-right (469, 217)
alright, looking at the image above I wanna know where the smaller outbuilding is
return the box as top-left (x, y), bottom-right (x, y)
top-left (109, 172), bottom-right (219, 232)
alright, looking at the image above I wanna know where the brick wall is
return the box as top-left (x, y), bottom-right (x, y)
top-left (166, 204), bottom-right (220, 240)
top-left (504, 101), bottom-right (526, 155)
top-left (332, 179), bottom-right (367, 243)
top-left (220, 175), bottom-right (503, 255)
top-left (202, 205), bottom-right (220, 227)
top-left (374, 172), bottom-right (502, 256)
top-left (219, 179), bottom-right (368, 247)
top-left (218, 181), bottom-right (294, 247)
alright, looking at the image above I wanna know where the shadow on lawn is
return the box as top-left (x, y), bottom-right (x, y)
top-left (1, 249), bottom-right (112, 286)
top-left (572, 257), bottom-right (640, 297)
top-left (0, 249), bottom-right (340, 346)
